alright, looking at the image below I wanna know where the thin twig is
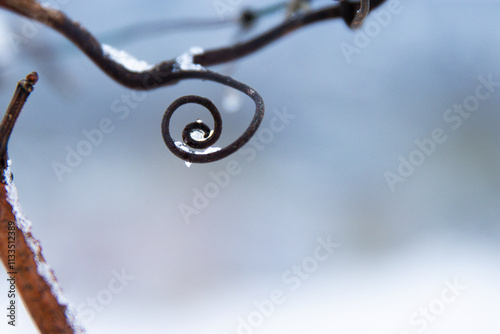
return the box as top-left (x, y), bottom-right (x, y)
top-left (0, 72), bottom-right (38, 169)
top-left (99, 2), bottom-right (292, 45)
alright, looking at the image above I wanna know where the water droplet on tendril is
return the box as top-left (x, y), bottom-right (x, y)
top-left (181, 118), bottom-right (217, 149)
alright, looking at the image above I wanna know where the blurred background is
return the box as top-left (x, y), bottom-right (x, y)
top-left (1, 0), bottom-right (500, 333)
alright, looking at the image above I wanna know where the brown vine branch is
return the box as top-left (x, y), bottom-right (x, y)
top-left (0, 0), bottom-right (387, 162)
top-left (0, 0), bottom-right (387, 164)
top-left (0, 73), bottom-right (79, 333)
top-left (0, 0), bottom-right (386, 90)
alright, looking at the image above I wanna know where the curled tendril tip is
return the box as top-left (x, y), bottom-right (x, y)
top-left (351, 0), bottom-right (370, 29)
top-left (339, 0), bottom-right (370, 29)
top-left (161, 70), bottom-right (264, 164)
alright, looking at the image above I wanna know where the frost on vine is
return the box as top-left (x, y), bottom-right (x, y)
top-left (3, 161), bottom-right (84, 333)
top-left (102, 44), bottom-right (154, 72)
top-left (174, 46), bottom-right (206, 72)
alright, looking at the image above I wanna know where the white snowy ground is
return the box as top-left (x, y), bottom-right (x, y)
top-left (75, 235), bottom-right (500, 334)
top-left (0, 0), bottom-right (500, 333)
top-left (2, 233), bottom-right (499, 333)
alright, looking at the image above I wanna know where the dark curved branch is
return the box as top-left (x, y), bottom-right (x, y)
top-left (0, 0), bottom-right (387, 165)
top-left (195, 0), bottom-right (383, 66)
top-left (0, 0), bottom-right (387, 90)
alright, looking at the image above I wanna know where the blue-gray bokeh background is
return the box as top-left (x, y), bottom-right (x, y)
top-left (1, 0), bottom-right (500, 333)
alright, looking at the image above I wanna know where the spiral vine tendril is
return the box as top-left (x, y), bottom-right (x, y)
top-left (161, 70), bottom-right (265, 164)
top-left (0, 0), bottom-right (387, 163)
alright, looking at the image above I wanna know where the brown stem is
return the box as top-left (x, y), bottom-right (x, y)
top-left (0, 0), bottom-right (386, 90)
top-left (0, 73), bottom-right (80, 333)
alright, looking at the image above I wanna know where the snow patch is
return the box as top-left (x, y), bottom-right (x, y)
top-left (175, 46), bottom-right (205, 72)
top-left (102, 44), bottom-right (154, 72)
top-left (174, 141), bottom-right (221, 167)
top-left (3, 161), bottom-right (85, 333)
